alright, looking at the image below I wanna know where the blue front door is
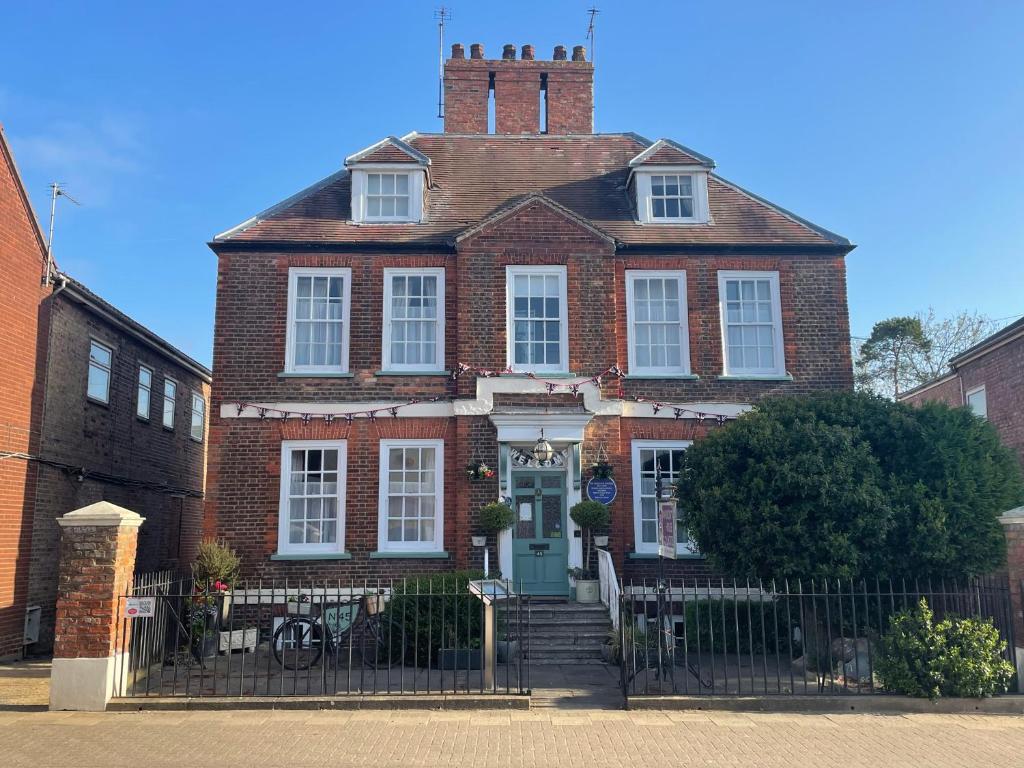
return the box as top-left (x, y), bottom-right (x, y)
top-left (510, 471), bottom-right (569, 596)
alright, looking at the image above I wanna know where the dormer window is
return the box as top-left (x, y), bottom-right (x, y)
top-left (367, 173), bottom-right (410, 219)
top-left (651, 175), bottom-right (694, 219)
top-left (633, 169), bottom-right (709, 224)
top-left (350, 167), bottom-right (425, 223)
top-left (345, 138), bottom-right (430, 224)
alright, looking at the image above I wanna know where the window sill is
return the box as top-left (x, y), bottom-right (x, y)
top-left (271, 552), bottom-right (353, 561)
top-left (87, 396), bottom-right (110, 408)
top-left (717, 374), bottom-right (793, 382)
top-left (278, 372), bottom-right (355, 379)
top-left (501, 372), bottom-right (575, 379)
top-left (375, 370), bottom-right (451, 377)
top-left (629, 551), bottom-right (705, 560)
top-left (369, 551), bottom-right (449, 560)
top-left (624, 374), bottom-right (700, 381)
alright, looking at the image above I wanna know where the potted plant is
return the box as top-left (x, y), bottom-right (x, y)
top-left (478, 501), bottom-right (516, 574)
top-left (286, 593), bottom-right (313, 615)
top-left (590, 459), bottom-right (614, 479)
top-left (466, 460), bottom-right (495, 481)
top-left (568, 500), bottom-right (610, 603)
top-left (192, 538), bottom-right (241, 624)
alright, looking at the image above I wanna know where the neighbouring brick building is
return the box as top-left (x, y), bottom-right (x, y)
top-left (898, 316), bottom-right (1024, 465)
top-left (0, 126), bottom-right (212, 657)
top-left (206, 43), bottom-right (854, 594)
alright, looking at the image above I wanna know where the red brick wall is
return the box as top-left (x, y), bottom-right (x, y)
top-left (25, 294), bottom-right (209, 651)
top-left (444, 54), bottom-right (593, 135)
top-left (53, 523), bottom-right (138, 659)
top-left (208, 198), bottom-right (853, 585)
top-left (901, 335), bottom-right (1024, 467)
top-left (0, 134), bottom-right (49, 658)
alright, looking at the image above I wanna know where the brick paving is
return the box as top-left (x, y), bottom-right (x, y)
top-left (4, 708), bottom-right (1024, 767)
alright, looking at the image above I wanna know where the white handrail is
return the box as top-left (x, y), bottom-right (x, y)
top-left (597, 548), bottom-right (620, 631)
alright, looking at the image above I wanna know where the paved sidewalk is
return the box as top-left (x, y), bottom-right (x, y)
top-left (4, 708), bottom-right (1024, 767)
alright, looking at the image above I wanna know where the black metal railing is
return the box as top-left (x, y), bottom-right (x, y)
top-left (619, 576), bottom-right (1017, 699)
top-left (114, 574), bottom-right (529, 698)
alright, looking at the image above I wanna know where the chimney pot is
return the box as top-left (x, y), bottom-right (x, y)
top-left (572, 45), bottom-right (586, 62)
top-left (521, 44), bottom-right (535, 60)
top-left (553, 45), bottom-right (567, 61)
top-left (470, 43), bottom-right (484, 59)
top-left (451, 43), bottom-right (465, 59)
top-left (502, 44), bottom-right (516, 60)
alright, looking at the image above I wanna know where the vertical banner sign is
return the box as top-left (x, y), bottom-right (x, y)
top-left (657, 499), bottom-right (677, 559)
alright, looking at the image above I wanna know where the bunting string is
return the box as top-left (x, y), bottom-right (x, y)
top-left (230, 363), bottom-right (738, 424)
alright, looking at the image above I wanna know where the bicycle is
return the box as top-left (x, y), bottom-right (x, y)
top-left (272, 593), bottom-right (398, 671)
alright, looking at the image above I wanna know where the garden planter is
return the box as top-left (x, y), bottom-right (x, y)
top-left (575, 579), bottom-right (600, 603)
top-left (438, 648), bottom-right (482, 670)
top-left (593, 535), bottom-right (609, 548)
top-left (600, 642), bottom-right (616, 664)
top-left (217, 593), bottom-right (232, 625)
top-left (286, 601), bottom-right (313, 615)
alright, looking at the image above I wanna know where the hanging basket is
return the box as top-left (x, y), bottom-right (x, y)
top-left (590, 460), bottom-right (614, 480)
top-left (466, 461), bottom-right (495, 481)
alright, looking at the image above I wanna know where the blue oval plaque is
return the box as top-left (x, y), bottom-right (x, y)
top-left (586, 477), bottom-right (617, 505)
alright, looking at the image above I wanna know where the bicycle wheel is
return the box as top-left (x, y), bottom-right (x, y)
top-left (272, 617), bottom-right (325, 670)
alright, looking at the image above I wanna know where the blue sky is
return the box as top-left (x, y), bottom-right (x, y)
top-left (3, 1), bottom-right (1022, 366)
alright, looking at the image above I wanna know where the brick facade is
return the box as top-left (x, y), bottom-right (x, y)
top-left (25, 287), bottom-right (211, 651)
top-left (207, 47), bottom-right (854, 591)
top-left (207, 199), bottom-right (853, 583)
top-left (899, 321), bottom-right (1024, 466)
top-left (0, 128), bottom-right (50, 658)
top-left (444, 45), bottom-right (593, 135)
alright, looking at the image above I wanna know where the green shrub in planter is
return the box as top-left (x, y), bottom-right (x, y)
top-left (681, 599), bottom-right (793, 656)
top-left (478, 502), bottom-right (516, 534)
top-left (383, 571), bottom-right (487, 667)
top-left (875, 598), bottom-right (1014, 699)
top-left (569, 500), bottom-right (610, 578)
top-left (192, 538), bottom-right (241, 587)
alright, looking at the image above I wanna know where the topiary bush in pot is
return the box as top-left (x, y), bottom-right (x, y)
top-left (478, 502), bottom-right (515, 576)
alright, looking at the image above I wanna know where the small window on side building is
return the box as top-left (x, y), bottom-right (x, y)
top-left (87, 340), bottom-right (113, 404)
top-left (966, 386), bottom-right (987, 419)
top-left (163, 379), bottom-right (177, 429)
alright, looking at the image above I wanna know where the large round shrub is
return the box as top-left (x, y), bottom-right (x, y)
top-left (478, 502), bottom-right (516, 534)
top-left (678, 392), bottom-right (1022, 580)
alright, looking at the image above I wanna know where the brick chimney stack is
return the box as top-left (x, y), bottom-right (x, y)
top-left (443, 42), bottom-right (594, 135)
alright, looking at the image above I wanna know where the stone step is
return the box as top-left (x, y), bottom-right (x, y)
top-left (527, 628), bottom-right (609, 640)
top-left (527, 648), bottom-right (606, 662)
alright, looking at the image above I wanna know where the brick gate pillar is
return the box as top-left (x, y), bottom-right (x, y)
top-left (49, 501), bottom-right (144, 711)
top-left (1000, 506), bottom-right (1024, 678)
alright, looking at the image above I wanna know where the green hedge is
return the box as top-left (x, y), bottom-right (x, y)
top-left (678, 599), bottom-right (793, 656)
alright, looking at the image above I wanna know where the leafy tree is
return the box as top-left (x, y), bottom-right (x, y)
top-left (678, 392), bottom-right (1023, 580)
top-left (855, 309), bottom-right (997, 397)
top-left (855, 316), bottom-right (930, 397)
top-left (907, 308), bottom-right (996, 383)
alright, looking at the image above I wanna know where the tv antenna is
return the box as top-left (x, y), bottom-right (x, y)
top-left (586, 7), bottom-right (599, 63)
top-left (44, 182), bottom-right (80, 285)
top-left (435, 6), bottom-right (453, 119)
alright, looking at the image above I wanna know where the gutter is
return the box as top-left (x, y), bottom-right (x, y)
top-left (57, 276), bottom-right (211, 383)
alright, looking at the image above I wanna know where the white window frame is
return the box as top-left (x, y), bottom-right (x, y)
top-left (718, 270), bottom-right (787, 377)
top-left (625, 270), bottom-right (691, 376)
top-left (631, 440), bottom-right (696, 556)
top-left (505, 265), bottom-right (569, 374)
top-left (350, 166), bottom-right (424, 223)
top-left (381, 268), bottom-right (445, 372)
top-left (634, 168), bottom-right (709, 224)
top-left (136, 365), bottom-right (152, 419)
top-left (966, 385), bottom-right (988, 419)
top-left (190, 391), bottom-right (205, 442)
top-left (377, 439), bottom-right (445, 553)
top-left (87, 339), bottom-right (113, 404)
top-left (284, 267), bottom-right (352, 374)
top-left (278, 440), bottom-right (347, 556)
top-left (162, 378), bottom-right (177, 430)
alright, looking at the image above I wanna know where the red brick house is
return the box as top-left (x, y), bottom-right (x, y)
top-left (0, 126), bottom-right (212, 657)
top-left (205, 43), bottom-right (854, 594)
top-left (898, 317), bottom-right (1024, 465)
